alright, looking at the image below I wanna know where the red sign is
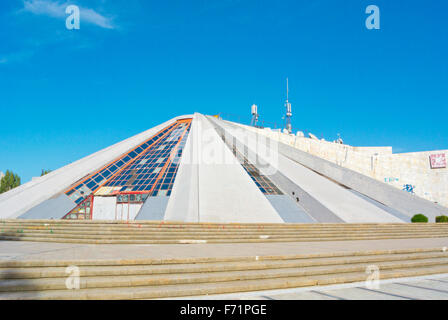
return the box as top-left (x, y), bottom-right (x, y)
top-left (430, 153), bottom-right (446, 169)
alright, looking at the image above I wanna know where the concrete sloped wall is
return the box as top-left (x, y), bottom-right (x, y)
top-left (210, 117), bottom-right (343, 223)
top-left (166, 114), bottom-right (283, 223)
top-left (266, 195), bottom-right (316, 223)
top-left (0, 115), bottom-right (192, 219)
top-left (239, 123), bottom-right (448, 210)
top-left (214, 117), bottom-right (403, 223)
top-left (136, 196), bottom-right (170, 221)
top-left (275, 139), bottom-right (447, 222)
top-left (273, 155), bottom-right (403, 223)
top-left (224, 119), bottom-right (447, 222)
top-left (164, 114), bottom-right (199, 222)
top-left (17, 194), bottom-right (75, 220)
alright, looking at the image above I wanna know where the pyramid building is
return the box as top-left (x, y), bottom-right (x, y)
top-left (0, 113), bottom-right (445, 223)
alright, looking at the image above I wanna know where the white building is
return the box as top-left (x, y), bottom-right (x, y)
top-left (0, 114), bottom-right (445, 223)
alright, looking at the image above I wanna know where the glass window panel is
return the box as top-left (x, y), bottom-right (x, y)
top-left (102, 170), bottom-right (112, 178)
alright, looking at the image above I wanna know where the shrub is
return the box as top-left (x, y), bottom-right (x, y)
top-left (436, 215), bottom-right (448, 223)
top-left (411, 214), bottom-right (428, 223)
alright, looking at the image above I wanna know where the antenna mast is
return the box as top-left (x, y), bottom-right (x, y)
top-left (285, 78), bottom-right (292, 133)
top-left (251, 104), bottom-right (259, 126)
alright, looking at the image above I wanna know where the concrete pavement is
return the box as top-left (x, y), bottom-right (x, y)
top-left (1, 237), bottom-right (447, 262)
top-left (181, 273), bottom-right (448, 300)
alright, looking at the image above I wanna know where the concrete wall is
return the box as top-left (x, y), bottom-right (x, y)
top-left (266, 195), bottom-right (316, 223)
top-left (166, 114), bottom-right (284, 223)
top-left (92, 196), bottom-right (116, 220)
top-left (237, 124), bottom-right (448, 208)
top-left (136, 196), bottom-right (170, 221)
top-left (210, 116), bottom-right (342, 223)
top-left (18, 194), bottom-right (75, 220)
top-left (126, 204), bottom-right (142, 221)
top-left (198, 115), bottom-right (283, 222)
top-left (227, 120), bottom-right (447, 221)
top-left (164, 114), bottom-right (200, 222)
top-left (0, 115), bottom-right (192, 219)
top-left (214, 118), bottom-right (403, 223)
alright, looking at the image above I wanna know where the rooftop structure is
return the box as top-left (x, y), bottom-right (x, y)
top-left (284, 78), bottom-right (292, 133)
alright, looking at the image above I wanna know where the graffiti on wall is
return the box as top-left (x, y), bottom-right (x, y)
top-left (402, 184), bottom-right (415, 194)
top-left (384, 177), bottom-right (399, 183)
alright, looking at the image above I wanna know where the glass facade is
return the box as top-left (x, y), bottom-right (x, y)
top-left (63, 195), bottom-right (93, 220)
top-left (65, 121), bottom-right (180, 204)
top-left (103, 121), bottom-right (191, 196)
top-left (63, 118), bottom-right (192, 219)
top-left (219, 133), bottom-right (283, 195)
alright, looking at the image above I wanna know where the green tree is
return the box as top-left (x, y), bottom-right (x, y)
top-left (41, 169), bottom-right (52, 176)
top-left (0, 170), bottom-right (21, 194)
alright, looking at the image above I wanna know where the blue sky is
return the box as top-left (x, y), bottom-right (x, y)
top-left (1, 0), bottom-right (447, 182)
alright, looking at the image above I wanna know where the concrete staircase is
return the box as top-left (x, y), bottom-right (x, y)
top-left (1, 220), bottom-right (448, 244)
top-left (0, 248), bottom-right (447, 299)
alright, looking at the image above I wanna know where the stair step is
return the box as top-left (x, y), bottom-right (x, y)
top-left (0, 247), bottom-right (441, 267)
top-left (2, 221), bottom-right (448, 231)
top-left (2, 226), bottom-right (448, 234)
top-left (1, 231), bottom-right (447, 241)
top-left (2, 257), bottom-right (448, 292)
top-left (1, 251), bottom-right (447, 279)
top-left (2, 227), bottom-right (447, 236)
top-left (4, 228), bottom-right (447, 235)
top-left (0, 233), bottom-right (446, 245)
top-left (2, 219), bottom-right (448, 246)
top-left (1, 264), bottom-right (447, 300)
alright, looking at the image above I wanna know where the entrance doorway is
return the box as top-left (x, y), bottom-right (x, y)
top-left (115, 193), bottom-right (148, 221)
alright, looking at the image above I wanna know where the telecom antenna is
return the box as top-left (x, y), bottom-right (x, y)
top-left (285, 78), bottom-right (292, 133)
top-left (251, 104), bottom-right (259, 126)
